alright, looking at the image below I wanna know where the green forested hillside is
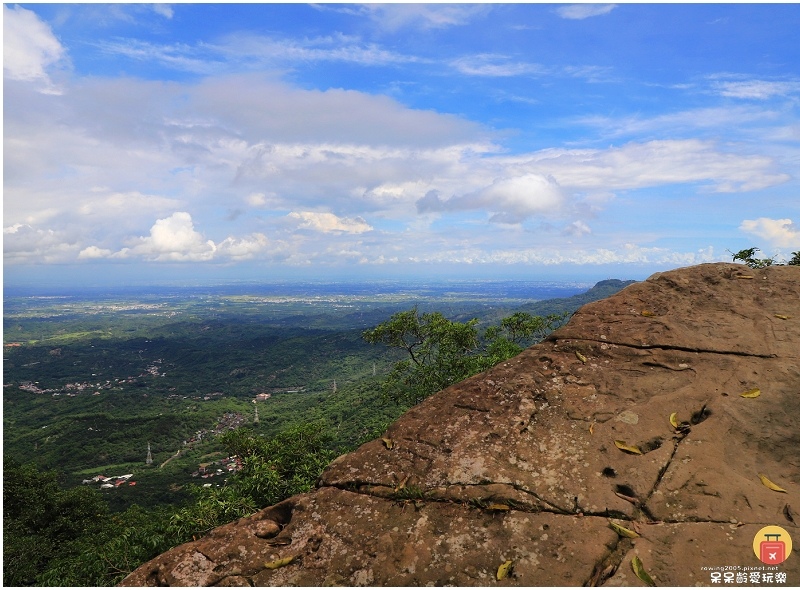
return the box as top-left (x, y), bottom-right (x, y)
top-left (4, 280), bottom-right (636, 505)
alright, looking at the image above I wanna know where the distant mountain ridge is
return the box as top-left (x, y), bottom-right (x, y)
top-left (457, 278), bottom-right (638, 328)
top-left (516, 278), bottom-right (638, 316)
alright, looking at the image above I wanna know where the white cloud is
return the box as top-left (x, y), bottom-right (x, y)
top-left (512, 140), bottom-right (789, 193)
top-left (374, 243), bottom-right (718, 267)
top-left (3, 5), bottom-right (66, 90)
top-left (94, 39), bottom-right (221, 75)
top-left (215, 234), bottom-right (271, 261)
top-left (577, 106), bottom-right (780, 138)
top-left (3, 223), bottom-right (80, 263)
top-left (353, 4), bottom-right (489, 31)
top-left (450, 55), bottom-right (610, 81)
top-left (77, 191), bottom-right (181, 220)
top-left (95, 32), bottom-right (424, 76)
top-left (214, 32), bottom-right (423, 68)
top-left (287, 212), bottom-right (373, 234)
top-left (713, 79), bottom-right (800, 100)
top-left (556, 4), bottom-right (617, 20)
top-left (121, 212), bottom-right (217, 262)
top-left (80, 214), bottom-right (273, 263)
top-left (451, 54), bottom-right (546, 77)
top-left (423, 174), bottom-right (564, 224)
top-left (564, 220), bottom-right (592, 237)
top-left (152, 4), bottom-right (174, 19)
top-left (78, 245), bottom-right (114, 259)
top-left (739, 218), bottom-right (800, 249)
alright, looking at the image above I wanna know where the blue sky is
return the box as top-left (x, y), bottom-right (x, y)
top-left (4, 3), bottom-right (800, 287)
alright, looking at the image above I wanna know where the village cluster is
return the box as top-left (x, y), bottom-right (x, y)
top-left (183, 411), bottom-right (248, 445)
top-left (82, 473), bottom-right (137, 488)
top-left (16, 359), bottom-right (167, 397)
top-left (190, 455), bottom-right (243, 482)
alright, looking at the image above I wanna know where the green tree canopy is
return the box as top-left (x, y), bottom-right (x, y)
top-left (363, 307), bottom-right (567, 406)
top-left (731, 247), bottom-right (800, 268)
top-left (3, 456), bottom-right (109, 586)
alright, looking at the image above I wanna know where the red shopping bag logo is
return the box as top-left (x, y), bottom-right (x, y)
top-left (753, 526), bottom-right (792, 565)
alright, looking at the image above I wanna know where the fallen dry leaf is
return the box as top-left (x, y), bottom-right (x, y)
top-left (631, 555), bottom-right (656, 586)
top-left (759, 473), bottom-right (788, 493)
top-left (614, 440), bottom-right (643, 455)
top-left (264, 556), bottom-right (295, 569)
top-left (496, 559), bottom-right (513, 580)
top-left (609, 520), bottom-right (639, 538)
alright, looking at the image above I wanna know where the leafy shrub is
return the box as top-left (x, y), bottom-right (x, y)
top-left (730, 247), bottom-right (800, 268)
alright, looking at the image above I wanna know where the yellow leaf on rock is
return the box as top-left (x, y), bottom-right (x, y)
top-left (774, 314), bottom-right (790, 320)
top-left (381, 437), bottom-right (394, 449)
top-left (264, 556), bottom-right (295, 569)
top-left (641, 310), bottom-right (656, 317)
top-left (631, 555), bottom-right (656, 586)
top-left (609, 520), bottom-right (640, 538)
top-left (576, 351), bottom-right (587, 364)
top-left (614, 440), bottom-right (643, 455)
top-left (759, 473), bottom-right (788, 493)
top-left (497, 559), bottom-right (513, 580)
top-left (740, 388), bottom-right (761, 398)
top-left (488, 503), bottom-right (511, 511)
top-left (669, 413), bottom-right (679, 429)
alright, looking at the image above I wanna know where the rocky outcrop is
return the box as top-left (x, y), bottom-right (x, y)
top-left (122, 263), bottom-right (800, 587)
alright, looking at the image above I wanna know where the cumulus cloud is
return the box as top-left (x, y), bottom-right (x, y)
top-left (739, 218), bottom-right (800, 248)
top-left (556, 4), bottom-right (617, 20)
top-left (78, 245), bottom-right (114, 259)
top-left (120, 212), bottom-right (217, 262)
top-left (78, 212), bottom-right (273, 262)
top-left (3, 223), bottom-right (80, 263)
top-left (215, 234), bottom-right (271, 260)
top-left (3, 5), bottom-right (66, 90)
top-left (287, 212), bottom-right (373, 234)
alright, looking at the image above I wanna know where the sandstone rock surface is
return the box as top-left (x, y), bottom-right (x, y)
top-left (122, 263), bottom-right (800, 586)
